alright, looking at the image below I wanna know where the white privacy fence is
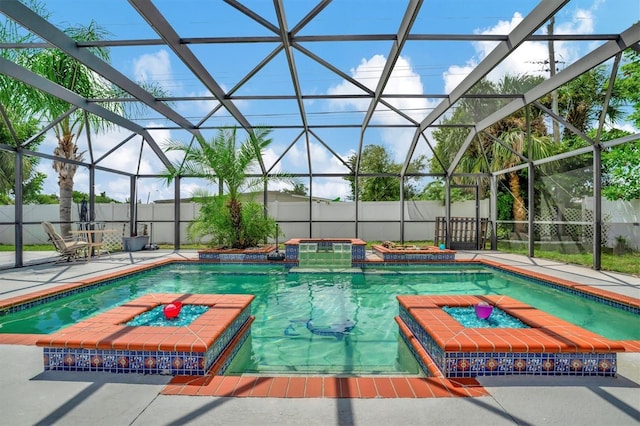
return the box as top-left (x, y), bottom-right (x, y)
top-left (2, 200), bottom-right (487, 245)
top-left (1, 198), bottom-right (637, 249)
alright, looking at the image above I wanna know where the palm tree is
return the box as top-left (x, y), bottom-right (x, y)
top-left (22, 21), bottom-right (120, 236)
top-left (557, 66), bottom-right (625, 137)
top-left (490, 126), bottom-right (551, 231)
top-left (432, 74), bottom-right (553, 231)
top-left (484, 75), bottom-right (552, 231)
top-left (0, 117), bottom-right (46, 204)
top-left (0, 2), bottom-right (48, 204)
top-left (163, 126), bottom-right (296, 248)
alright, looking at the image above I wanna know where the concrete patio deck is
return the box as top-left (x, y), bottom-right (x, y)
top-left (0, 249), bottom-right (638, 425)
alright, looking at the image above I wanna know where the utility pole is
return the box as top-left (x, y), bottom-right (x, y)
top-left (548, 17), bottom-right (560, 143)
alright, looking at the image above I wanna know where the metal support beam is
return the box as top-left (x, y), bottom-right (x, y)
top-left (528, 161), bottom-right (535, 258)
top-left (475, 176), bottom-right (481, 249)
top-left (273, 0), bottom-right (314, 136)
top-left (593, 145), bottom-right (602, 270)
top-left (362, 0), bottom-right (422, 131)
top-left (308, 176), bottom-right (313, 238)
top-left (89, 166), bottom-right (96, 221)
top-left (0, 56), bottom-right (173, 170)
top-left (174, 177), bottom-right (181, 250)
top-left (490, 174), bottom-right (498, 250)
top-left (0, 1), bottom-right (187, 168)
top-left (400, 176), bottom-right (405, 244)
top-left (354, 178), bottom-right (359, 239)
top-left (128, 0), bottom-right (249, 134)
top-left (129, 176), bottom-right (136, 237)
top-left (527, 106), bottom-right (535, 259)
top-left (363, 0), bottom-right (423, 176)
top-left (14, 148), bottom-right (23, 267)
top-left (445, 177), bottom-right (451, 248)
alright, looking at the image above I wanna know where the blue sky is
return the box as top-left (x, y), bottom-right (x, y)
top-left (14, 0), bottom-right (640, 202)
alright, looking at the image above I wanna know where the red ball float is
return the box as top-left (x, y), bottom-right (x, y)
top-left (163, 301), bottom-right (183, 319)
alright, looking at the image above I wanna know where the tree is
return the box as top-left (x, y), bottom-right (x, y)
top-left (487, 109), bottom-right (552, 231)
top-left (31, 193), bottom-right (59, 204)
top-left (73, 190), bottom-right (120, 204)
top-left (418, 180), bottom-right (474, 205)
top-left (599, 129), bottom-right (639, 201)
top-left (556, 65), bottom-right (625, 137)
top-left (616, 49), bottom-right (640, 128)
top-left (163, 127), bottom-right (296, 248)
top-left (536, 58), bottom-right (635, 204)
top-left (17, 21), bottom-right (119, 236)
top-left (0, 1), bottom-right (47, 205)
top-left (431, 74), bottom-right (553, 231)
top-left (282, 183), bottom-right (308, 196)
top-left (344, 144), bottom-right (426, 201)
top-left (0, 118), bottom-right (46, 205)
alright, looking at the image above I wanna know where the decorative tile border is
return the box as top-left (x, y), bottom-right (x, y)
top-left (197, 245), bottom-right (276, 262)
top-left (39, 294), bottom-right (254, 376)
top-left (372, 245), bottom-right (456, 262)
top-left (443, 351), bottom-right (616, 377)
top-left (397, 295), bottom-right (624, 378)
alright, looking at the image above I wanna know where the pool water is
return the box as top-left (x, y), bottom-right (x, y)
top-left (442, 306), bottom-right (530, 328)
top-left (1, 264), bottom-right (638, 375)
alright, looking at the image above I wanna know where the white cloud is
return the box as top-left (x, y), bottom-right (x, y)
top-left (312, 178), bottom-right (351, 200)
top-left (442, 6), bottom-right (599, 92)
top-left (91, 126), bottom-right (170, 175)
top-left (444, 62), bottom-right (477, 94)
top-left (610, 121), bottom-right (639, 134)
top-left (556, 8), bottom-right (595, 35)
top-left (36, 123), bottom-right (177, 202)
top-left (132, 49), bottom-right (176, 92)
top-left (327, 54), bottom-right (437, 163)
top-left (279, 138), bottom-right (353, 175)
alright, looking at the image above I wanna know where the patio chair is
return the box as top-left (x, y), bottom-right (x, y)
top-left (42, 221), bottom-right (89, 262)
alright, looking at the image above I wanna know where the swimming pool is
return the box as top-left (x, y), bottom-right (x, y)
top-left (1, 263), bottom-right (638, 375)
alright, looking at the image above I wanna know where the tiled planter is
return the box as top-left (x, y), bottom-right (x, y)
top-left (198, 245), bottom-right (276, 262)
top-left (372, 245), bottom-right (456, 262)
top-left (396, 295), bottom-right (623, 378)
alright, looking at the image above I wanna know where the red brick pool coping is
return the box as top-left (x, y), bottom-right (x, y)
top-left (0, 256), bottom-right (638, 398)
top-left (35, 293), bottom-right (253, 354)
top-left (398, 294), bottom-right (625, 354)
top-left (161, 374), bottom-right (488, 398)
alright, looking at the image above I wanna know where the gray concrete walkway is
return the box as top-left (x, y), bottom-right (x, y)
top-left (0, 250), bottom-right (638, 425)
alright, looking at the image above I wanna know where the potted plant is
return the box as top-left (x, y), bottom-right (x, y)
top-left (123, 223), bottom-right (150, 251)
top-left (162, 126), bottom-right (296, 258)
